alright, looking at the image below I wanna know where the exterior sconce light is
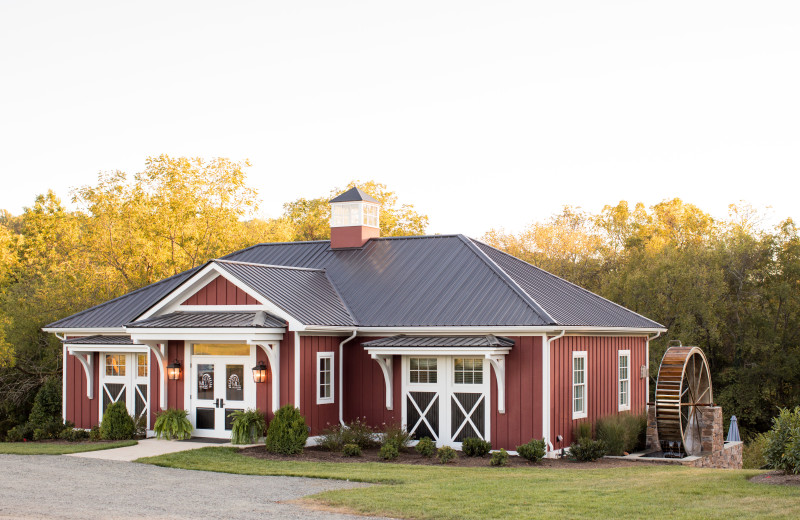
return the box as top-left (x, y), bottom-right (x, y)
top-left (252, 361), bottom-right (268, 383)
top-left (166, 360), bottom-right (182, 381)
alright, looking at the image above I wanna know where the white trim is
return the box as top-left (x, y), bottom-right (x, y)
top-left (62, 343), bottom-right (67, 422)
top-left (294, 331), bottom-right (300, 408)
top-left (572, 351), bottom-right (588, 420)
top-left (371, 354), bottom-right (394, 410)
top-left (129, 330), bottom-right (283, 343)
top-left (249, 341), bottom-right (281, 412)
top-left (66, 345), bottom-right (150, 354)
top-left (98, 352), bottom-right (151, 429)
top-left (366, 346), bottom-right (511, 357)
top-left (316, 351), bottom-right (335, 405)
top-left (69, 351), bottom-right (95, 400)
top-left (305, 325), bottom-right (666, 335)
top-left (618, 349), bottom-right (631, 411)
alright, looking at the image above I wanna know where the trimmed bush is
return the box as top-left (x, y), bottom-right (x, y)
top-left (5, 424), bottom-right (31, 442)
top-left (343, 443), bottom-right (362, 457)
top-left (153, 408), bottom-right (193, 440)
top-left (89, 425), bottom-right (102, 441)
top-left (382, 423), bottom-right (411, 451)
top-left (59, 427), bottom-right (89, 442)
top-left (379, 442), bottom-right (399, 460)
top-left (764, 406), bottom-right (800, 474)
top-left (574, 422), bottom-right (592, 442)
top-left (490, 448), bottom-right (509, 466)
top-left (230, 409), bottom-right (267, 445)
top-left (265, 405), bottom-right (308, 455)
top-left (100, 401), bottom-right (135, 440)
top-left (516, 439), bottom-right (546, 463)
top-left (415, 437), bottom-right (436, 457)
top-left (319, 418), bottom-right (376, 451)
top-left (569, 439), bottom-right (607, 462)
top-left (462, 437), bottom-right (492, 457)
top-left (437, 446), bottom-right (457, 464)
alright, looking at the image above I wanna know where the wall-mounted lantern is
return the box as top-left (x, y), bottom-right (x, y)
top-left (167, 360), bottom-right (182, 381)
top-left (252, 361), bottom-right (268, 383)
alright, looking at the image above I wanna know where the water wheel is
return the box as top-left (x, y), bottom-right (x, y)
top-left (655, 345), bottom-right (713, 455)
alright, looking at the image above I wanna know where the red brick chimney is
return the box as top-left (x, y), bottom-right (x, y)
top-left (329, 187), bottom-right (380, 248)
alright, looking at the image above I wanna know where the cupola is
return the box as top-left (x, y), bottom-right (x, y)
top-left (329, 187), bottom-right (380, 248)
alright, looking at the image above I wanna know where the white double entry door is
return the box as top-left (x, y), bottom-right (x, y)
top-left (402, 355), bottom-right (490, 447)
top-left (191, 353), bottom-right (256, 438)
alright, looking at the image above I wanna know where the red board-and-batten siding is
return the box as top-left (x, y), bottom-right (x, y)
top-left (65, 351), bottom-right (99, 429)
top-left (550, 335), bottom-right (648, 447)
top-left (180, 275), bottom-right (258, 305)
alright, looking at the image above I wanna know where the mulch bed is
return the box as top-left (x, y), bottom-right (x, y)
top-left (239, 445), bottom-right (646, 468)
top-left (750, 471), bottom-right (800, 487)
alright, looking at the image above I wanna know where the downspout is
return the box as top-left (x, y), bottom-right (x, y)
top-left (544, 329), bottom-right (566, 453)
top-left (339, 330), bottom-right (357, 427)
top-left (646, 331), bottom-right (662, 404)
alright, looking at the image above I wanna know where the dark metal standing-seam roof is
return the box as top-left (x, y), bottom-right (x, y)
top-left (126, 311), bottom-right (286, 329)
top-left (45, 268), bottom-right (199, 329)
top-left (329, 187), bottom-right (378, 203)
top-left (470, 238), bottom-right (665, 328)
top-left (214, 260), bottom-right (355, 326)
top-left (363, 335), bottom-right (515, 348)
top-left (64, 335), bottom-right (134, 345)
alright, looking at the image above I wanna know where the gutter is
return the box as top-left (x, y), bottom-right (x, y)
top-left (339, 329), bottom-right (357, 426)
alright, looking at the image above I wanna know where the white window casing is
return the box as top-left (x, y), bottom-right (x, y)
top-left (572, 351), bottom-right (588, 420)
top-left (317, 352), bottom-right (334, 404)
top-left (618, 350), bottom-right (630, 411)
top-left (330, 201), bottom-right (380, 228)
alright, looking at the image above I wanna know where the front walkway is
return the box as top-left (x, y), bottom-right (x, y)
top-left (67, 437), bottom-right (249, 461)
top-left (0, 454), bottom-right (389, 520)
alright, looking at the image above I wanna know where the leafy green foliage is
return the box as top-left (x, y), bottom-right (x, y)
top-left (764, 407), bottom-right (800, 473)
top-left (88, 425), bottom-right (102, 441)
top-left (596, 414), bottom-right (646, 455)
top-left (490, 449), bottom-right (509, 467)
top-left (415, 437), bottom-right (436, 457)
top-left (516, 439), bottom-right (546, 462)
top-left (743, 433), bottom-right (769, 469)
top-left (574, 422), bottom-right (592, 442)
top-left (462, 437), bottom-right (492, 457)
top-left (437, 446), bottom-right (457, 464)
top-left (58, 427), bottom-right (89, 442)
top-left (342, 443), bottom-right (362, 457)
top-left (381, 423), bottom-right (411, 451)
top-left (230, 409), bottom-right (267, 445)
top-left (318, 418), bottom-right (377, 451)
top-left (153, 408), bottom-right (192, 440)
top-left (569, 439), bottom-right (607, 462)
top-left (264, 405), bottom-right (308, 455)
top-left (379, 442), bottom-right (399, 460)
top-left (100, 401), bottom-right (135, 440)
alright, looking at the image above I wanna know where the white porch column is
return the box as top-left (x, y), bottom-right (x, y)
top-left (371, 354), bottom-right (393, 410)
top-left (251, 341), bottom-right (280, 412)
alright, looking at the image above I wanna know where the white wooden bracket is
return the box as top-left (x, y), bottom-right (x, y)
top-left (371, 354), bottom-right (393, 410)
top-left (72, 352), bottom-right (95, 400)
top-left (143, 342), bottom-right (169, 409)
top-left (250, 341), bottom-right (280, 412)
top-left (486, 354), bottom-right (506, 414)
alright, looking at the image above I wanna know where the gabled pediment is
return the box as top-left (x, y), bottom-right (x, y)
top-left (180, 275), bottom-right (258, 306)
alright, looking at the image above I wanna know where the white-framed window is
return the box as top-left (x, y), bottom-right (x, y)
top-left (618, 350), bottom-right (630, 411)
top-left (105, 354), bottom-right (126, 377)
top-left (572, 351), bottom-right (588, 419)
top-left (137, 353), bottom-right (148, 378)
top-left (317, 352), bottom-right (334, 404)
top-left (409, 357), bottom-right (438, 384)
top-left (454, 358), bottom-right (483, 385)
top-left (330, 202), bottom-right (380, 228)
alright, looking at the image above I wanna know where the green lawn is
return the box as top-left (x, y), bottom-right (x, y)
top-left (138, 447), bottom-right (800, 520)
top-left (0, 440), bottom-right (137, 455)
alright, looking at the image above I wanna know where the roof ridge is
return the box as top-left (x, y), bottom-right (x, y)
top-left (456, 235), bottom-right (556, 325)
top-left (46, 266), bottom-right (199, 328)
top-left (468, 237), bottom-right (665, 328)
top-left (215, 259), bottom-right (327, 272)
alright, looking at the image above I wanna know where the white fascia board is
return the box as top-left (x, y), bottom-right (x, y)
top-left (42, 327), bottom-right (126, 335)
top-left (134, 262), bottom-right (306, 331)
top-left (67, 345), bottom-right (150, 354)
top-left (128, 329), bottom-right (285, 343)
top-left (304, 325), bottom-right (667, 336)
top-left (365, 346), bottom-right (512, 356)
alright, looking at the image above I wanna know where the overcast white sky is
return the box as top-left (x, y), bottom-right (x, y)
top-left (1, 1), bottom-right (798, 237)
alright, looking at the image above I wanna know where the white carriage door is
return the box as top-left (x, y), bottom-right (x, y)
top-left (405, 357), bottom-right (445, 444)
top-left (450, 358), bottom-right (489, 442)
top-left (191, 354), bottom-right (254, 438)
top-left (101, 353), bottom-right (149, 428)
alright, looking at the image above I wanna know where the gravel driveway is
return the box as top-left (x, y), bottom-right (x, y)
top-left (0, 454), bottom-right (389, 519)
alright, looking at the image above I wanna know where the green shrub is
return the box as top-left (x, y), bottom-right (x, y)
top-left (343, 443), bottom-right (362, 457)
top-left (27, 378), bottom-right (62, 438)
top-left (265, 405), bottom-right (308, 455)
top-left (764, 406), bottom-right (800, 474)
top-left (382, 423), bottom-right (411, 451)
top-left (415, 437), bottom-right (436, 457)
top-left (596, 416), bottom-right (627, 455)
top-left (516, 439), bottom-right (546, 462)
top-left (153, 408), bottom-right (193, 440)
top-left (100, 401), bottom-right (135, 440)
top-left (490, 448), bottom-right (509, 466)
top-left (462, 437), bottom-right (492, 457)
top-left (319, 418), bottom-right (377, 451)
top-left (743, 433), bottom-right (769, 469)
top-left (230, 409), bottom-right (267, 445)
top-left (59, 427), bottom-right (89, 442)
top-left (88, 425), bottom-right (102, 441)
top-left (574, 422), bottom-right (593, 442)
top-left (379, 442), bottom-right (399, 460)
top-left (5, 424), bottom-right (31, 442)
top-left (437, 445), bottom-right (457, 464)
top-left (569, 439), bottom-right (607, 462)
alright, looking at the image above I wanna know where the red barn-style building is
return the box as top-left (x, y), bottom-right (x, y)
top-left (45, 187), bottom-right (665, 453)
